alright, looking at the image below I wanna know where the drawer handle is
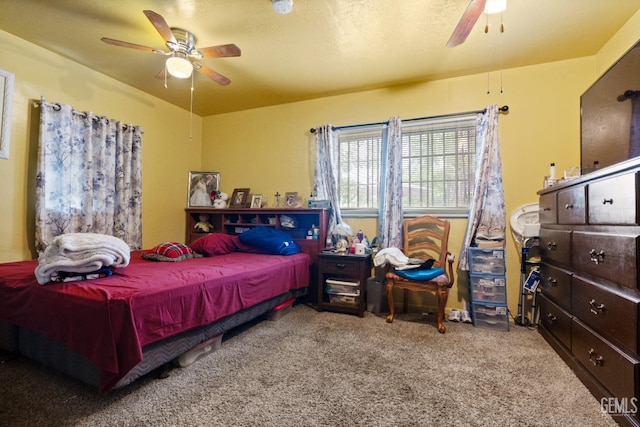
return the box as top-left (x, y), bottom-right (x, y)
top-left (547, 277), bottom-right (558, 287)
top-left (589, 249), bottom-right (605, 264)
top-left (589, 299), bottom-right (606, 314)
top-left (335, 263), bottom-right (346, 269)
top-left (565, 203), bottom-right (573, 209)
top-left (546, 242), bottom-right (557, 250)
top-left (588, 348), bottom-right (604, 366)
top-left (602, 198), bottom-right (614, 205)
top-left (542, 207), bottom-right (551, 211)
top-left (546, 313), bottom-right (557, 323)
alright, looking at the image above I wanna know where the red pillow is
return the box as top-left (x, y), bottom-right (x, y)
top-left (142, 242), bottom-right (202, 262)
top-left (189, 233), bottom-right (239, 256)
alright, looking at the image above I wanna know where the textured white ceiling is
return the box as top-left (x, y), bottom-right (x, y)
top-left (2, 0), bottom-right (640, 116)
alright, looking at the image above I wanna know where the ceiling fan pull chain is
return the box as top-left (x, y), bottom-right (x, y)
top-left (189, 73), bottom-right (194, 141)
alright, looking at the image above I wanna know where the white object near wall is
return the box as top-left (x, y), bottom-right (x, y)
top-left (0, 68), bottom-right (15, 160)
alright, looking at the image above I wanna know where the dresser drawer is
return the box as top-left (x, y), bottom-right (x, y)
top-left (539, 228), bottom-right (571, 266)
top-left (539, 263), bottom-right (572, 310)
top-left (588, 172), bottom-right (639, 225)
top-left (572, 318), bottom-right (640, 399)
top-left (538, 293), bottom-right (572, 350)
top-left (539, 193), bottom-right (557, 225)
top-left (572, 276), bottom-right (640, 355)
top-left (571, 231), bottom-right (639, 290)
top-left (557, 186), bottom-right (586, 225)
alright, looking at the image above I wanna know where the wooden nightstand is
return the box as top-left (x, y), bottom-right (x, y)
top-left (317, 252), bottom-right (372, 317)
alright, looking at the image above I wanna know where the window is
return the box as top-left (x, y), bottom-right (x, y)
top-left (336, 114), bottom-right (477, 216)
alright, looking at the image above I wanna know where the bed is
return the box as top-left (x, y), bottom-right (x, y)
top-left (0, 231), bottom-right (311, 393)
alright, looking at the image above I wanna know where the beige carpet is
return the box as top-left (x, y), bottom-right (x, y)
top-left (0, 304), bottom-right (618, 426)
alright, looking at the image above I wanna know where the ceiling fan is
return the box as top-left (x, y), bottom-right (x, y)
top-left (101, 10), bottom-right (240, 86)
top-left (446, 0), bottom-right (506, 48)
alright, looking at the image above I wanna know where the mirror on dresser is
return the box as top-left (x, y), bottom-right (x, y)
top-left (581, 39), bottom-right (640, 173)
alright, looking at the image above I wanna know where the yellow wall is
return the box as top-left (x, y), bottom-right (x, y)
top-left (201, 10), bottom-right (640, 314)
top-left (202, 58), bottom-right (592, 312)
top-left (2, 8), bottom-right (640, 315)
top-left (0, 29), bottom-right (203, 262)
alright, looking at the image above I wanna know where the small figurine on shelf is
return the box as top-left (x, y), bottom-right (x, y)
top-left (194, 214), bottom-right (214, 233)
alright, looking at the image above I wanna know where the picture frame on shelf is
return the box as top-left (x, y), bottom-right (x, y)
top-left (250, 194), bottom-right (263, 208)
top-left (188, 171), bottom-right (220, 207)
top-left (285, 192), bottom-right (298, 207)
top-left (230, 188), bottom-right (250, 208)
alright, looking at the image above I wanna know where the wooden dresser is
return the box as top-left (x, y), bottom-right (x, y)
top-left (537, 157), bottom-right (640, 426)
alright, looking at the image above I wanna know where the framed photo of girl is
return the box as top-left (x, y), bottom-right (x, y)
top-left (188, 171), bottom-right (220, 207)
top-left (230, 188), bottom-right (250, 208)
top-left (250, 194), bottom-right (263, 208)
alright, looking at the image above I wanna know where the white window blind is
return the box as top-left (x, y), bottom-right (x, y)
top-left (336, 113), bottom-right (477, 215)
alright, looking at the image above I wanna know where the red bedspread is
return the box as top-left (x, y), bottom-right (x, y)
top-left (0, 251), bottom-right (310, 392)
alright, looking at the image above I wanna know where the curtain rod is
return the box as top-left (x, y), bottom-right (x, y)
top-left (309, 105), bottom-right (509, 133)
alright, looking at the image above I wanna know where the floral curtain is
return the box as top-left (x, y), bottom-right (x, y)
top-left (35, 97), bottom-right (143, 253)
top-left (378, 116), bottom-right (404, 249)
top-left (314, 124), bottom-right (343, 238)
top-left (459, 104), bottom-right (505, 270)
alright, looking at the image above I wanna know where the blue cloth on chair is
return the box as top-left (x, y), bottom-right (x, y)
top-left (395, 267), bottom-right (445, 281)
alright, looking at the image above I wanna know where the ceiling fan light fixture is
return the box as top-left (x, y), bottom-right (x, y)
top-left (272, 0), bottom-right (293, 15)
top-left (484, 0), bottom-right (507, 14)
top-left (166, 55), bottom-right (193, 78)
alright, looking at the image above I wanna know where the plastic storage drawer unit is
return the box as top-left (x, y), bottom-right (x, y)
top-left (470, 275), bottom-right (507, 304)
top-left (469, 248), bottom-right (506, 276)
top-left (472, 303), bottom-right (510, 332)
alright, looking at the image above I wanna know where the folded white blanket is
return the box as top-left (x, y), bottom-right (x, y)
top-left (373, 247), bottom-right (423, 270)
top-left (35, 233), bottom-right (131, 285)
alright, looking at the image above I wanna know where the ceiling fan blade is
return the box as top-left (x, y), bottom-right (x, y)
top-left (446, 0), bottom-right (487, 48)
top-left (101, 37), bottom-right (160, 53)
top-left (198, 44), bottom-right (242, 59)
top-left (143, 9), bottom-right (177, 45)
top-left (196, 64), bottom-right (231, 86)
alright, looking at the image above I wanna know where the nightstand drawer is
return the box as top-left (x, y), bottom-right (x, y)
top-left (320, 257), bottom-right (363, 275)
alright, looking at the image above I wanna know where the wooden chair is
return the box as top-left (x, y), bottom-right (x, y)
top-left (385, 215), bottom-right (455, 333)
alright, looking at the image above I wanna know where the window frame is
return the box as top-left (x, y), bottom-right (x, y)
top-left (336, 113), bottom-right (478, 219)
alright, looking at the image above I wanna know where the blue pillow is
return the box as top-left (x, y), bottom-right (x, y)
top-left (396, 267), bottom-right (445, 281)
top-left (238, 226), bottom-right (301, 255)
